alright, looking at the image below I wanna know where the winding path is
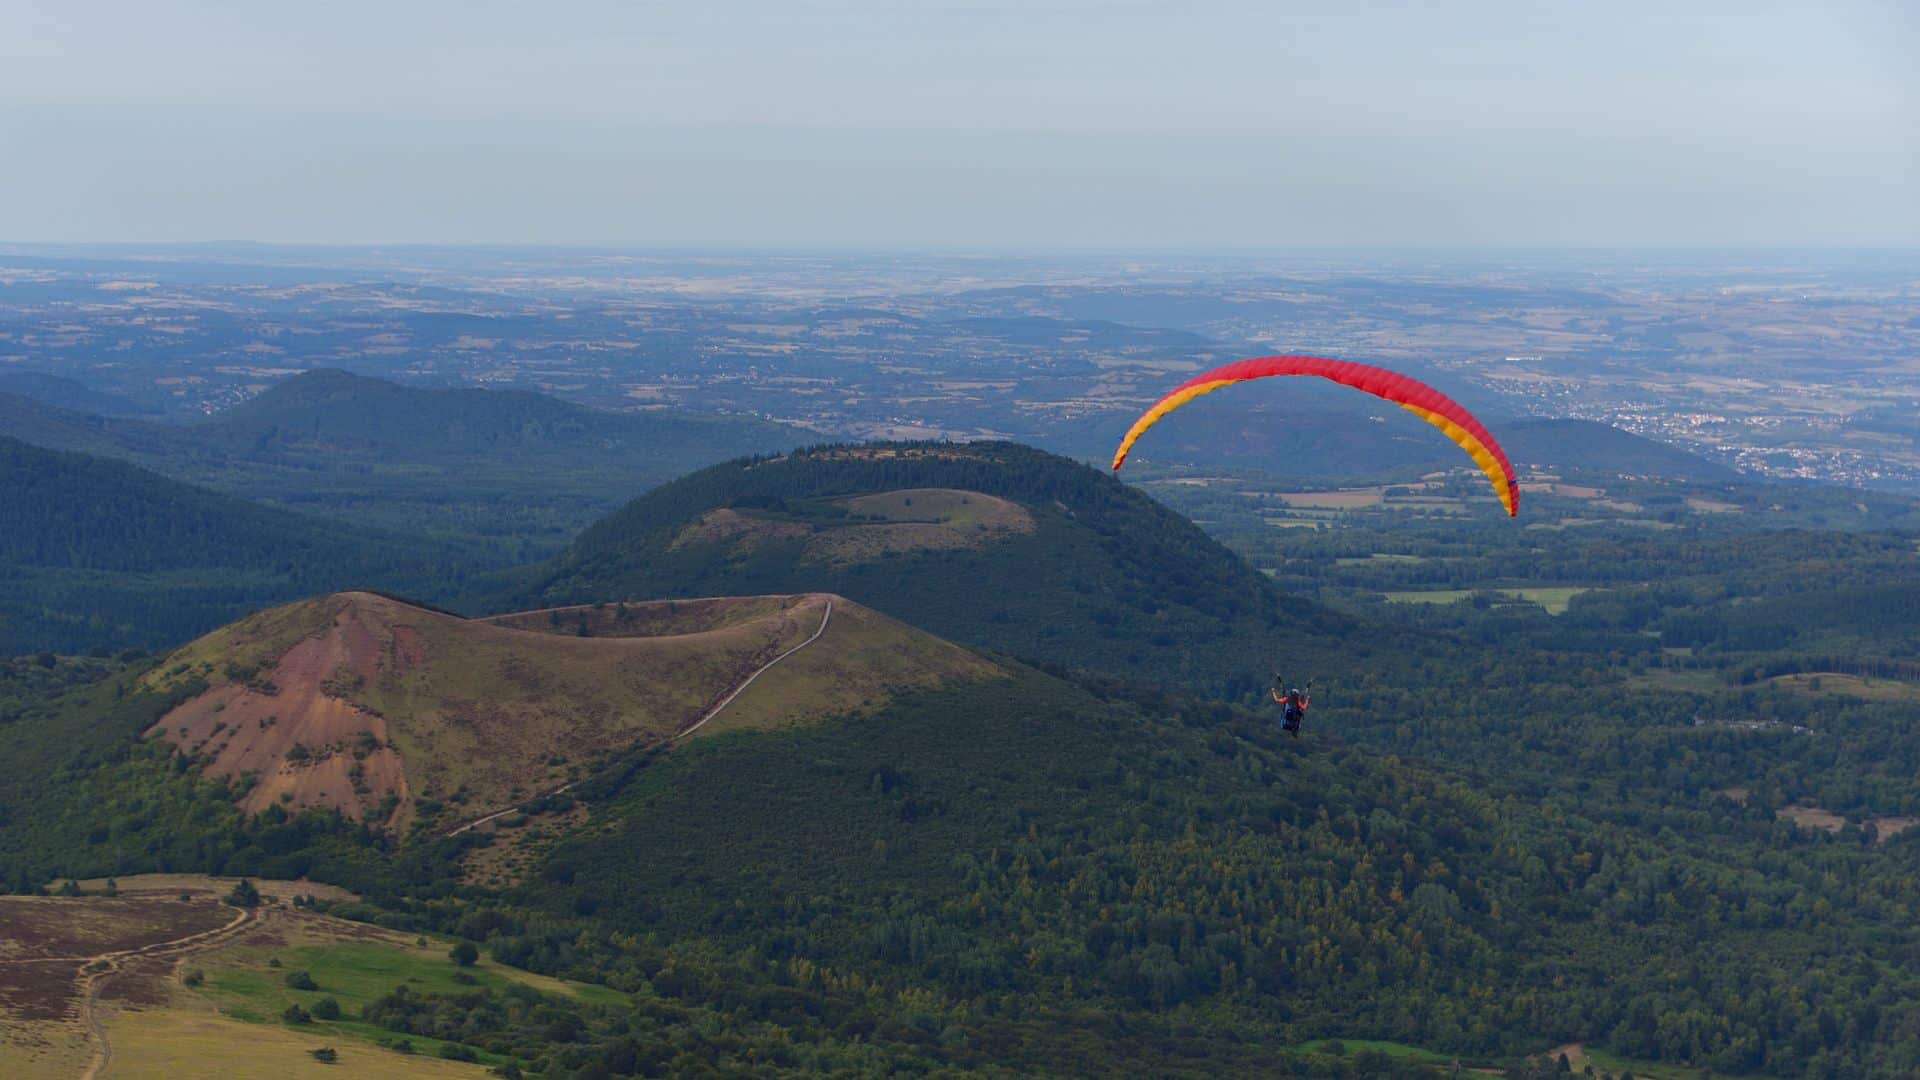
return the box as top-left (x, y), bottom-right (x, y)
top-left (75, 903), bottom-right (258, 1080)
top-left (444, 598), bottom-right (833, 838)
top-left (675, 597), bottom-right (833, 741)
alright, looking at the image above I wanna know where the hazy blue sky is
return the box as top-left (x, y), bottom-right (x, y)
top-left (1, 1), bottom-right (1914, 248)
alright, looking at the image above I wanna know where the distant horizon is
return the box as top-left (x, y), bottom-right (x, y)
top-left (4, 3), bottom-right (1913, 248)
top-left (6, 240), bottom-right (1918, 257)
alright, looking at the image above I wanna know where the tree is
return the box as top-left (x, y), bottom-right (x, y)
top-left (283, 1002), bottom-right (312, 1024)
top-left (449, 941), bottom-right (479, 967)
top-left (312, 997), bottom-right (342, 1020)
top-left (308, 1047), bottom-right (337, 1063)
top-left (285, 970), bottom-right (318, 991)
top-left (225, 879), bottom-right (260, 907)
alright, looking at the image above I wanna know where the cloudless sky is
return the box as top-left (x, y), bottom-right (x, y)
top-left (1, 1), bottom-right (1914, 248)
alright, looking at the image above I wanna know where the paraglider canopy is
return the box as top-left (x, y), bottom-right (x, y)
top-left (1112, 354), bottom-right (1519, 517)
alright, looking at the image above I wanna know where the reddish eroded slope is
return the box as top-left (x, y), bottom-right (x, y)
top-left (147, 595), bottom-right (415, 821)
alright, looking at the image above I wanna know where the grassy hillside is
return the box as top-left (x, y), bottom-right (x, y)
top-left (525, 441), bottom-right (1362, 699)
top-left (139, 590), bottom-right (997, 833)
top-left (0, 370), bottom-right (809, 560)
top-left (0, 436), bottom-right (450, 653)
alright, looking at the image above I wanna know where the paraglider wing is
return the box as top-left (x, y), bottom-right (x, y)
top-left (1111, 355), bottom-right (1519, 516)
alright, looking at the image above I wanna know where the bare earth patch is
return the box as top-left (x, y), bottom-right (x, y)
top-left (1777, 804), bottom-right (1916, 842)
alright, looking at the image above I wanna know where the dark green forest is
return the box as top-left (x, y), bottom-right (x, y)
top-left (0, 435), bottom-right (477, 652)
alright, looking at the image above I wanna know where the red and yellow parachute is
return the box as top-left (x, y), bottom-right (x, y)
top-left (1112, 355), bottom-right (1519, 516)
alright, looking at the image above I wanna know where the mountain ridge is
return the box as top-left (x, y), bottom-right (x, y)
top-left (140, 588), bottom-right (1000, 834)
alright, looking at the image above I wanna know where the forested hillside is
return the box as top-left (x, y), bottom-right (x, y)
top-left (527, 442), bottom-right (1361, 698)
top-left (0, 370), bottom-right (810, 559)
top-left (0, 436), bottom-right (452, 652)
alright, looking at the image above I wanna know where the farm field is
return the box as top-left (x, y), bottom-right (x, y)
top-left (1767, 671), bottom-right (1920, 704)
top-left (1381, 586), bottom-right (1589, 614)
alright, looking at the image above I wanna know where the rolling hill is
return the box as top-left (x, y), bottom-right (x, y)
top-left (203, 369), bottom-right (803, 467)
top-left (521, 441), bottom-right (1363, 698)
top-left (139, 590), bottom-right (998, 833)
top-left (0, 370), bottom-right (156, 417)
top-left (0, 436), bottom-right (441, 653)
top-left (0, 370), bottom-right (811, 557)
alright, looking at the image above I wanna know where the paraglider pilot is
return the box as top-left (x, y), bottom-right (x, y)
top-left (1272, 678), bottom-right (1310, 737)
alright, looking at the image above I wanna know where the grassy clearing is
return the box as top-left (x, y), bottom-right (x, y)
top-left (176, 912), bottom-right (628, 1069)
top-left (194, 926), bottom-right (628, 1017)
top-left (1510, 587), bottom-right (1588, 614)
top-left (71, 873), bottom-right (357, 903)
top-left (1277, 489), bottom-right (1386, 508)
top-left (1289, 1038), bottom-right (1459, 1063)
top-left (1775, 804), bottom-right (1920, 842)
top-left (1334, 553), bottom-right (1429, 566)
top-left (836, 487), bottom-right (1029, 529)
top-left (1768, 672), bottom-right (1920, 704)
top-left (1382, 589), bottom-right (1477, 605)
top-left (1632, 669), bottom-right (1725, 693)
top-left (1381, 586), bottom-right (1588, 614)
top-left (104, 1007), bottom-right (488, 1079)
